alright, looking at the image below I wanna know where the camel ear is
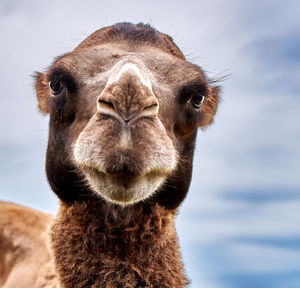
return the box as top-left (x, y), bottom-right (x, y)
top-left (198, 85), bottom-right (219, 128)
top-left (35, 72), bottom-right (50, 114)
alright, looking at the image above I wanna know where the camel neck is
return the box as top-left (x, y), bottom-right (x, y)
top-left (50, 199), bottom-right (188, 287)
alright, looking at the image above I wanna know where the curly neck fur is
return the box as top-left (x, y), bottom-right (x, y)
top-left (50, 199), bottom-right (189, 287)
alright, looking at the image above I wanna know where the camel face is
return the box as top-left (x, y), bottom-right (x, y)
top-left (35, 24), bottom-right (219, 206)
top-left (72, 51), bottom-right (177, 205)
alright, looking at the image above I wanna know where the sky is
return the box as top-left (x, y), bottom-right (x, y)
top-left (0, 0), bottom-right (299, 287)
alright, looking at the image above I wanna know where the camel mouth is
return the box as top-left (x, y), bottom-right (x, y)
top-left (80, 165), bottom-right (168, 205)
top-left (72, 112), bottom-right (178, 205)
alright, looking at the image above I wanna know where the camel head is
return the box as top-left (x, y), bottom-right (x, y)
top-left (35, 23), bottom-right (219, 207)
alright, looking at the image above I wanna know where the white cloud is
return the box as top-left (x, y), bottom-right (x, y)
top-left (221, 243), bottom-right (300, 273)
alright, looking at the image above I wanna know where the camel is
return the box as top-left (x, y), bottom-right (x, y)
top-left (0, 23), bottom-right (219, 287)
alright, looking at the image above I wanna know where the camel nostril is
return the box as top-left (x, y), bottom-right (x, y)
top-left (98, 99), bottom-right (115, 110)
top-left (140, 102), bottom-right (159, 118)
top-left (144, 103), bottom-right (158, 111)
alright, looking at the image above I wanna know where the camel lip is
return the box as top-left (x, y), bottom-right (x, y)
top-left (77, 164), bottom-right (168, 205)
top-left (87, 167), bottom-right (137, 189)
top-left (77, 161), bottom-right (173, 179)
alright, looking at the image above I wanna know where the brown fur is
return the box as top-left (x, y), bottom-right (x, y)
top-left (75, 23), bottom-right (185, 60)
top-left (51, 200), bottom-right (187, 287)
top-left (1, 22), bottom-right (219, 287)
top-left (0, 202), bottom-right (57, 287)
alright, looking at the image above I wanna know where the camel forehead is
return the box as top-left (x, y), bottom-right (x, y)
top-left (53, 44), bottom-right (205, 87)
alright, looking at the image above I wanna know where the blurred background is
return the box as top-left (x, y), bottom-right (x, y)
top-left (0, 0), bottom-right (299, 287)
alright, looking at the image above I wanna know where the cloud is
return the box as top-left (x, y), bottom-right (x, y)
top-left (246, 33), bottom-right (300, 67)
top-left (220, 187), bottom-right (300, 203)
top-left (233, 236), bottom-right (300, 250)
top-left (219, 271), bottom-right (300, 288)
top-left (243, 32), bottom-right (300, 96)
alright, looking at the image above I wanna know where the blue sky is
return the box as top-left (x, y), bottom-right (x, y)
top-left (0, 1), bottom-right (299, 287)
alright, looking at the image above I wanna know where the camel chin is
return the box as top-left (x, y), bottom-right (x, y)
top-left (83, 167), bottom-right (166, 205)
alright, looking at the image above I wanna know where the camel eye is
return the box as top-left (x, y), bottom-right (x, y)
top-left (191, 93), bottom-right (205, 109)
top-left (49, 76), bottom-right (64, 96)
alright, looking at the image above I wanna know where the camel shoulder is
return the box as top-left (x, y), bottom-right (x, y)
top-left (0, 201), bottom-right (56, 287)
top-left (0, 201), bottom-right (53, 238)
